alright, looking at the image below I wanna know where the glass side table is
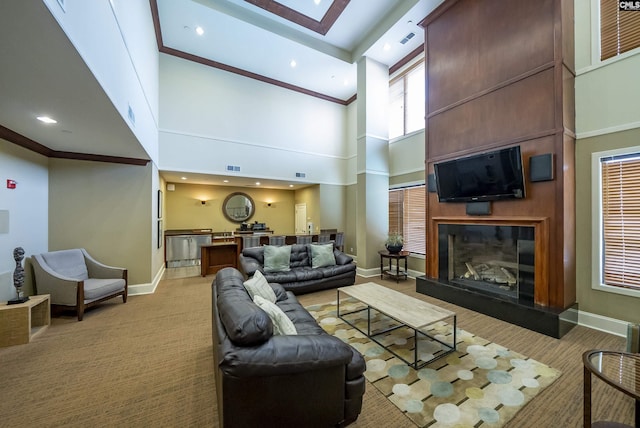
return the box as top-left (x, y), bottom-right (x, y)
top-left (583, 350), bottom-right (640, 428)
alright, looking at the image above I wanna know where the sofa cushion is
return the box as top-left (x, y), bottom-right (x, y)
top-left (83, 278), bottom-right (126, 301)
top-left (264, 245), bottom-right (292, 272)
top-left (289, 244), bottom-right (311, 269)
top-left (310, 243), bottom-right (336, 268)
top-left (41, 249), bottom-right (89, 280)
top-left (254, 295), bottom-right (297, 335)
top-left (216, 269), bottom-right (273, 345)
top-left (243, 270), bottom-right (276, 303)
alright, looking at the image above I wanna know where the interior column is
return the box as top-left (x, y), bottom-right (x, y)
top-left (355, 56), bottom-right (389, 273)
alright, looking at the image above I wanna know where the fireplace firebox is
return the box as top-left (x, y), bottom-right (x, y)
top-left (438, 224), bottom-right (534, 304)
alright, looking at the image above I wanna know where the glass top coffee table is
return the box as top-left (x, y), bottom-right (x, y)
top-left (337, 282), bottom-right (456, 369)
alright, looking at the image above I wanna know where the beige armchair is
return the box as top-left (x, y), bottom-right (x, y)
top-left (31, 248), bottom-right (127, 321)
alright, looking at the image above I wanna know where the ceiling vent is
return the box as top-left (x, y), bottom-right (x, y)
top-left (226, 165), bottom-right (240, 172)
top-left (400, 32), bottom-right (415, 45)
top-left (295, 172), bottom-right (306, 178)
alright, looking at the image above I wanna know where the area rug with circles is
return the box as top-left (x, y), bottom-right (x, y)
top-left (306, 299), bottom-right (561, 428)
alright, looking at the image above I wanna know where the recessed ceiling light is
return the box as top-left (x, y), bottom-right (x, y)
top-left (383, 43), bottom-right (391, 51)
top-left (289, 184), bottom-right (294, 188)
top-left (36, 116), bottom-right (57, 124)
top-left (181, 177), bottom-right (187, 180)
top-left (343, 79), bottom-right (349, 86)
top-left (223, 180), bottom-right (229, 183)
top-left (195, 26), bottom-right (204, 36)
top-left (255, 182), bottom-right (261, 186)
top-left (290, 59), bottom-right (297, 68)
top-left (314, 0), bottom-right (321, 5)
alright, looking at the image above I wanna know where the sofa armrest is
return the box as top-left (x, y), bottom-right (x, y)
top-left (269, 282), bottom-right (288, 301)
top-left (31, 255), bottom-right (81, 306)
top-left (239, 255), bottom-right (262, 277)
top-left (81, 249), bottom-right (127, 280)
top-left (218, 334), bottom-right (353, 377)
top-left (334, 251), bottom-right (353, 265)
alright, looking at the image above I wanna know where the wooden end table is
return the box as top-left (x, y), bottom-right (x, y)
top-left (379, 250), bottom-right (409, 282)
top-left (0, 294), bottom-right (50, 347)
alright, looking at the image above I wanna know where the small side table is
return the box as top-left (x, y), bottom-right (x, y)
top-left (201, 242), bottom-right (239, 277)
top-left (379, 250), bottom-right (409, 283)
top-left (583, 349), bottom-right (640, 428)
top-left (0, 294), bottom-right (50, 347)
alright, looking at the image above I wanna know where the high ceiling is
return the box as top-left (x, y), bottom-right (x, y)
top-left (156, 0), bottom-right (441, 101)
top-left (0, 0), bottom-right (441, 189)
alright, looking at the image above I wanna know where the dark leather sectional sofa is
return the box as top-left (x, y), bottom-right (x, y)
top-left (239, 243), bottom-right (356, 294)
top-left (212, 267), bottom-right (366, 427)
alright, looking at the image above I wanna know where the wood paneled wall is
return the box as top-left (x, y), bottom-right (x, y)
top-left (420, 0), bottom-right (575, 309)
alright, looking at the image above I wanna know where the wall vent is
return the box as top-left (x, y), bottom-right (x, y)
top-left (400, 32), bottom-right (415, 44)
top-left (295, 172), bottom-right (306, 178)
top-left (226, 165), bottom-right (241, 172)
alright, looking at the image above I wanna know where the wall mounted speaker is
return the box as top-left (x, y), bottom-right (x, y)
top-left (427, 173), bottom-right (437, 193)
top-left (529, 153), bottom-right (554, 182)
top-left (466, 201), bottom-right (491, 216)
top-left (166, 183), bottom-right (175, 191)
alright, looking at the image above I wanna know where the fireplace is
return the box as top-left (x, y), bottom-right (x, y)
top-left (438, 224), bottom-right (534, 304)
top-left (416, 218), bottom-right (578, 338)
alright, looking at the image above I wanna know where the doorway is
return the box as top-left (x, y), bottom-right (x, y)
top-left (295, 203), bottom-right (307, 234)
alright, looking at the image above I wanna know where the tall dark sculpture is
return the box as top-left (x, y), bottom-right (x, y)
top-left (8, 246), bottom-right (29, 304)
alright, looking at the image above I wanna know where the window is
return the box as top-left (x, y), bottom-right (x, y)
top-left (592, 148), bottom-right (640, 297)
top-left (600, 0), bottom-right (640, 61)
top-left (389, 62), bottom-right (425, 140)
top-left (389, 185), bottom-right (426, 255)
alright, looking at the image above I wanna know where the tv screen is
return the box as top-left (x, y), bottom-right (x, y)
top-left (434, 146), bottom-right (525, 202)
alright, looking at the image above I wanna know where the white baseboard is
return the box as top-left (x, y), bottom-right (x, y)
top-left (128, 265), bottom-right (165, 296)
top-left (578, 310), bottom-right (628, 337)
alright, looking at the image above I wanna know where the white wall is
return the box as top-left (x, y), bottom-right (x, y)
top-left (158, 54), bottom-right (349, 185)
top-left (573, 0), bottom-right (640, 327)
top-left (389, 130), bottom-right (425, 179)
top-left (0, 140), bottom-right (49, 301)
top-left (43, 0), bottom-right (159, 161)
top-left (574, 0), bottom-right (640, 138)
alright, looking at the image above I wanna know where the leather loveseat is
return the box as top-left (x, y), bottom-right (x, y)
top-left (212, 267), bottom-right (366, 427)
top-left (239, 243), bottom-right (356, 294)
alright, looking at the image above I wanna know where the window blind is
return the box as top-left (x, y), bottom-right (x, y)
top-left (403, 186), bottom-right (426, 254)
top-left (601, 0), bottom-right (640, 61)
top-left (388, 185), bottom-right (426, 255)
top-left (601, 155), bottom-right (640, 289)
top-left (389, 189), bottom-right (403, 235)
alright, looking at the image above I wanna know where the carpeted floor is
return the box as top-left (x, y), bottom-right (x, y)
top-left (0, 272), bottom-right (634, 427)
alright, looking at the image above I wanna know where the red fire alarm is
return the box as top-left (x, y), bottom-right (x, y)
top-left (6, 179), bottom-right (16, 189)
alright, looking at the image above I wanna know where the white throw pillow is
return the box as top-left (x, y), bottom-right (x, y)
top-left (253, 295), bottom-right (297, 336)
top-left (243, 270), bottom-right (277, 303)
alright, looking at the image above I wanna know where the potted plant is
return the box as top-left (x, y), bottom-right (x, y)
top-left (385, 233), bottom-right (404, 254)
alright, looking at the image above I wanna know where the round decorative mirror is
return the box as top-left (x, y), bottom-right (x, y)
top-left (222, 192), bottom-right (255, 223)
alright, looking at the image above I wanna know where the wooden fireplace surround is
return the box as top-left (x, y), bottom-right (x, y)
top-left (420, 0), bottom-right (575, 311)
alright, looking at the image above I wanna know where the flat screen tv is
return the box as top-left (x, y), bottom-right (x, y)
top-left (434, 146), bottom-right (525, 202)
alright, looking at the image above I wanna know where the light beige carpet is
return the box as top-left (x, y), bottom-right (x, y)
top-left (307, 299), bottom-right (561, 428)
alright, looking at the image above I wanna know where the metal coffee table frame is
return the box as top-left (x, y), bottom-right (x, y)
top-left (337, 286), bottom-right (456, 369)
